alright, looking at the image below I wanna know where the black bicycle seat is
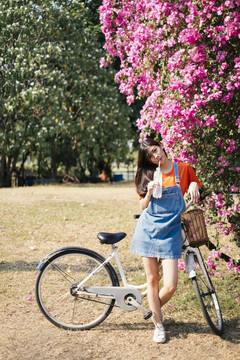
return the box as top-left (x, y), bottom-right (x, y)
top-left (97, 232), bottom-right (127, 245)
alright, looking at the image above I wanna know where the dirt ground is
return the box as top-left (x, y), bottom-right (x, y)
top-left (0, 185), bottom-right (239, 360)
top-left (0, 288), bottom-right (239, 360)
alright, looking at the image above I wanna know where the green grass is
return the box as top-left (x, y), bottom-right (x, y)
top-left (0, 183), bottom-right (239, 324)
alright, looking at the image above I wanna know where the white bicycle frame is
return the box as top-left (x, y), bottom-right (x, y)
top-left (75, 200), bottom-right (202, 315)
top-left (75, 244), bottom-right (149, 314)
top-left (113, 244), bottom-right (148, 293)
top-left (77, 244), bottom-right (148, 294)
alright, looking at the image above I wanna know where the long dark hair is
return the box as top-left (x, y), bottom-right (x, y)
top-left (135, 138), bottom-right (161, 197)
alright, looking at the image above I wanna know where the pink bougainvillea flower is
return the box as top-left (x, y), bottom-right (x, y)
top-left (234, 266), bottom-right (240, 274)
top-left (178, 259), bottom-right (186, 271)
top-left (99, 0), bottom-right (240, 241)
top-left (211, 249), bottom-right (222, 258)
top-left (227, 258), bottom-right (234, 270)
top-left (207, 256), bottom-right (217, 270)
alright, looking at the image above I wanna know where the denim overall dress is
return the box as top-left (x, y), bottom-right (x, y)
top-left (131, 163), bottom-right (186, 259)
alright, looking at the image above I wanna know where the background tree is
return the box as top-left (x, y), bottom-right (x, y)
top-left (99, 0), bottom-right (240, 244)
top-left (0, 0), bottom-right (135, 186)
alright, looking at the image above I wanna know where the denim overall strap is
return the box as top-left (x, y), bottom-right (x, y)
top-left (173, 162), bottom-right (180, 184)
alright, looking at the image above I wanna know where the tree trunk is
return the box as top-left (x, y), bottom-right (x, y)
top-left (0, 153), bottom-right (12, 187)
top-left (51, 141), bottom-right (58, 179)
top-left (0, 154), bottom-right (6, 187)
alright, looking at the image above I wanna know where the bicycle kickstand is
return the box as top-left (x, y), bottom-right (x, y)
top-left (126, 296), bottom-right (152, 320)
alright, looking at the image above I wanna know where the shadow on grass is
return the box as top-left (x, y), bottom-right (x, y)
top-left (0, 260), bottom-right (145, 276)
top-left (98, 317), bottom-right (239, 344)
top-left (0, 260), bottom-right (39, 271)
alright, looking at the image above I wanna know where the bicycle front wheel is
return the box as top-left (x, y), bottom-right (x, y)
top-left (192, 251), bottom-right (223, 335)
top-left (36, 248), bottom-right (118, 330)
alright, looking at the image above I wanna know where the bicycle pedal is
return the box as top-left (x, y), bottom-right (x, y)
top-left (144, 311), bottom-right (152, 320)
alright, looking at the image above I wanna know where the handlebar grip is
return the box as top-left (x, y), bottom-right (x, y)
top-left (199, 187), bottom-right (211, 201)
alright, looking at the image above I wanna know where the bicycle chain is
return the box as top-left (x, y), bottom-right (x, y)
top-left (76, 295), bottom-right (120, 308)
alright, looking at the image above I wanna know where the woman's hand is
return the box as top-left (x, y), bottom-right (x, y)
top-left (139, 181), bottom-right (155, 210)
top-left (147, 181), bottom-right (155, 196)
top-left (187, 182), bottom-right (200, 203)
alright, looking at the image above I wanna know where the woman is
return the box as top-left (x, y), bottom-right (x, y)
top-left (131, 138), bottom-right (202, 343)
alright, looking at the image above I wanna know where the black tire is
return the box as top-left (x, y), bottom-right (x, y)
top-left (191, 251), bottom-right (223, 336)
top-left (36, 248), bottom-right (119, 330)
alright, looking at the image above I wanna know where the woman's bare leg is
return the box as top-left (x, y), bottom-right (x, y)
top-left (142, 257), bottom-right (178, 325)
top-left (159, 258), bottom-right (178, 307)
top-left (142, 257), bottom-right (161, 325)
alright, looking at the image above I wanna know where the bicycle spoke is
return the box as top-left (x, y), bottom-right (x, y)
top-left (48, 262), bottom-right (79, 284)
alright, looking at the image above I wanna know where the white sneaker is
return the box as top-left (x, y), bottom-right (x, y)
top-left (153, 322), bottom-right (166, 343)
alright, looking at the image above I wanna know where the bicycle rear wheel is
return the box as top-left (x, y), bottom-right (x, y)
top-left (192, 250), bottom-right (223, 335)
top-left (36, 248), bottom-right (118, 330)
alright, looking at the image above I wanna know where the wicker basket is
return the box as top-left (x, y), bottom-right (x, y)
top-left (181, 209), bottom-right (209, 247)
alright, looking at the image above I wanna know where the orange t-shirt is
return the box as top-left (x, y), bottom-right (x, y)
top-left (138, 163), bottom-right (202, 199)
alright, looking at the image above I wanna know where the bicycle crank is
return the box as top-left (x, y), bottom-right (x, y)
top-left (126, 296), bottom-right (152, 320)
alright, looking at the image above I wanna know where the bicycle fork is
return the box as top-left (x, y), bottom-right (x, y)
top-left (183, 248), bottom-right (198, 279)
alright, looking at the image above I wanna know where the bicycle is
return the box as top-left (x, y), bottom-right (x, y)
top-left (35, 195), bottom-right (224, 336)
